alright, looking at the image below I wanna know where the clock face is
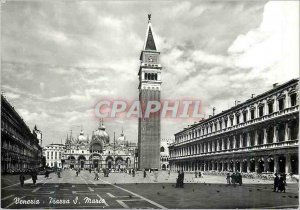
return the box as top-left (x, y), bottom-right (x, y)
top-left (148, 56), bottom-right (153, 62)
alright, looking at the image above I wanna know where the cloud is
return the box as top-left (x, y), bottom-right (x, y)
top-left (1, 1), bottom-right (297, 144)
top-left (228, 1), bottom-right (299, 83)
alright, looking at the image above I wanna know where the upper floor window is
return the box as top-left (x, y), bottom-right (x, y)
top-left (236, 115), bottom-right (240, 124)
top-left (278, 98), bottom-right (285, 111)
top-left (259, 106), bottom-right (264, 117)
top-left (268, 102), bottom-right (273, 114)
top-left (250, 109), bottom-right (255, 119)
top-left (290, 93), bottom-right (297, 106)
top-left (243, 111), bottom-right (247, 122)
top-left (219, 121), bottom-right (222, 130)
top-left (224, 119), bottom-right (228, 128)
top-left (230, 117), bottom-right (234, 126)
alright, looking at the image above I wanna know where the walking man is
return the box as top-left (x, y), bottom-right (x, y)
top-left (94, 170), bottom-right (99, 180)
top-left (226, 173), bottom-right (231, 185)
top-left (273, 173), bottom-right (279, 192)
top-left (180, 170), bottom-right (185, 188)
top-left (20, 173), bottom-right (25, 187)
top-left (32, 171), bottom-right (37, 185)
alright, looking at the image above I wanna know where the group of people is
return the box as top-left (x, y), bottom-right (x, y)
top-left (195, 171), bottom-right (202, 178)
top-left (226, 172), bottom-right (243, 186)
top-left (19, 169), bottom-right (42, 187)
top-left (273, 173), bottom-right (286, 193)
top-left (175, 170), bottom-right (185, 188)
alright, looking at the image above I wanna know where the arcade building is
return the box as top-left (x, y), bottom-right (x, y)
top-left (169, 79), bottom-right (299, 177)
top-left (1, 95), bottom-right (43, 174)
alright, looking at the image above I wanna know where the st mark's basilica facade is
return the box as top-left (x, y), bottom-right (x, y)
top-left (61, 122), bottom-right (137, 170)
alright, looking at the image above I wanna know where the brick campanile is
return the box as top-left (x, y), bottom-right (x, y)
top-left (138, 15), bottom-right (162, 170)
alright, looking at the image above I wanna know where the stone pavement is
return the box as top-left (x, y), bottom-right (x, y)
top-left (1, 169), bottom-right (298, 209)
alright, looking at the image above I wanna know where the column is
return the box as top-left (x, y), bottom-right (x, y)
top-left (285, 94), bottom-right (289, 108)
top-left (285, 123), bottom-right (290, 141)
top-left (285, 154), bottom-right (291, 174)
top-left (216, 161), bottom-right (219, 171)
top-left (212, 141), bottom-right (215, 152)
top-left (222, 162), bottom-right (225, 171)
top-left (233, 136), bottom-right (236, 149)
top-left (247, 132), bottom-right (251, 147)
top-left (263, 128), bottom-right (267, 144)
top-left (247, 158), bottom-right (251, 173)
top-left (217, 139), bottom-right (220, 151)
top-left (274, 156), bottom-right (279, 173)
top-left (255, 158), bottom-right (259, 173)
top-left (233, 161), bottom-right (236, 172)
top-left (273, 125), bottom-right (278, 143)
top-left (222, 138), bottom-right (225, 150)
top-left (227, 138), bottom-right (230, 149)
top-left (263, 156), bottom-right (269, 172)
top-left (240, 134), bottom-right (243, 148)
top-left (254, 130), bottom-right (258, 145)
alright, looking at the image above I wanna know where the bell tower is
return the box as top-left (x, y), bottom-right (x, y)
top-left (138, 14), bottom-right (162, 170)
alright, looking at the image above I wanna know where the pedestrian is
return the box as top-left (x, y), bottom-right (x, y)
top-left (20, 173), bottom-right (25, 187)
top-left (132, 169), bottom-right (135, 177)
top-left (32, 171), bottom-right (37, 185)
top-left (237, 172), bottom-right (242, 186)
top-left (175, 171), bottom-right (180, 188)
top-left (273, 173), bottom-right (279, 192)
top-left (94, 170), bottom-right (99, 180)
top-left (154, 170), bottom-right (158, 182)
top-left (89, 168), bottom-right (91, 173)
top-left (278, 174), bottom-right (286, 193)
top-left (57, 170), bottom-right (61, 178)
top-left (76, 170), bottom-right (79, 176)
top-left (168, 170), bottom-right (171, 176)
top-left (45, 170), bottom-right (49, 179)
top-left (226, 173), bottom-right (231, 185)
top-left (231, 173), bottom-right (236, 186)
top-left (179, 170), bottom-right (184, 188)
top-left (143, 169), bottom-right (146, 178)
top-left (199, 171), bottom-right (202, 178)
top-left (195, 171), bottom-right (198, 178)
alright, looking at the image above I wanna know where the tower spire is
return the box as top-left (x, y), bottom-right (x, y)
top-left (144, 14), bottom-right (156, 51)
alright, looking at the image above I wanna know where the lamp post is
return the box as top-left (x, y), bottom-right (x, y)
top-left (113, 132), bottom-right (116, 170)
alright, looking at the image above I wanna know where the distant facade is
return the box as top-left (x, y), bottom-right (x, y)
top-left (1, 95), bottom-right (42, 173)
top-left (138, 16), bottom-right (162, 170)
top-left (63, 123), bottom-right (137, 170)
top-left (160, 139), bottom-right (173, 170)
top-left (169, 79), bottom-right (299, 176)
top-left (43, 144), bottom-right (64, 168)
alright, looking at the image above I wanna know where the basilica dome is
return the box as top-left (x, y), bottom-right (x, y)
top-left (117, 131), bottom-right (128, 146)
top-left (90, 123), bottom-right (109, 152)
top-left (78, 131), bottom-right (88, 145)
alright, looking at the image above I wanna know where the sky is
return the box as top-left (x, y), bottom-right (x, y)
top-left (1, 0), bottom-right (299, 146)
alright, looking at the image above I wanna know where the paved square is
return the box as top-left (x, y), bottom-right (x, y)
top-left (1, 170), bottom-right (298, 209)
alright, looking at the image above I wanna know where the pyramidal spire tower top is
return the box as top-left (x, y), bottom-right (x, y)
top-left (143, 14), bottom-right (157, 51)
